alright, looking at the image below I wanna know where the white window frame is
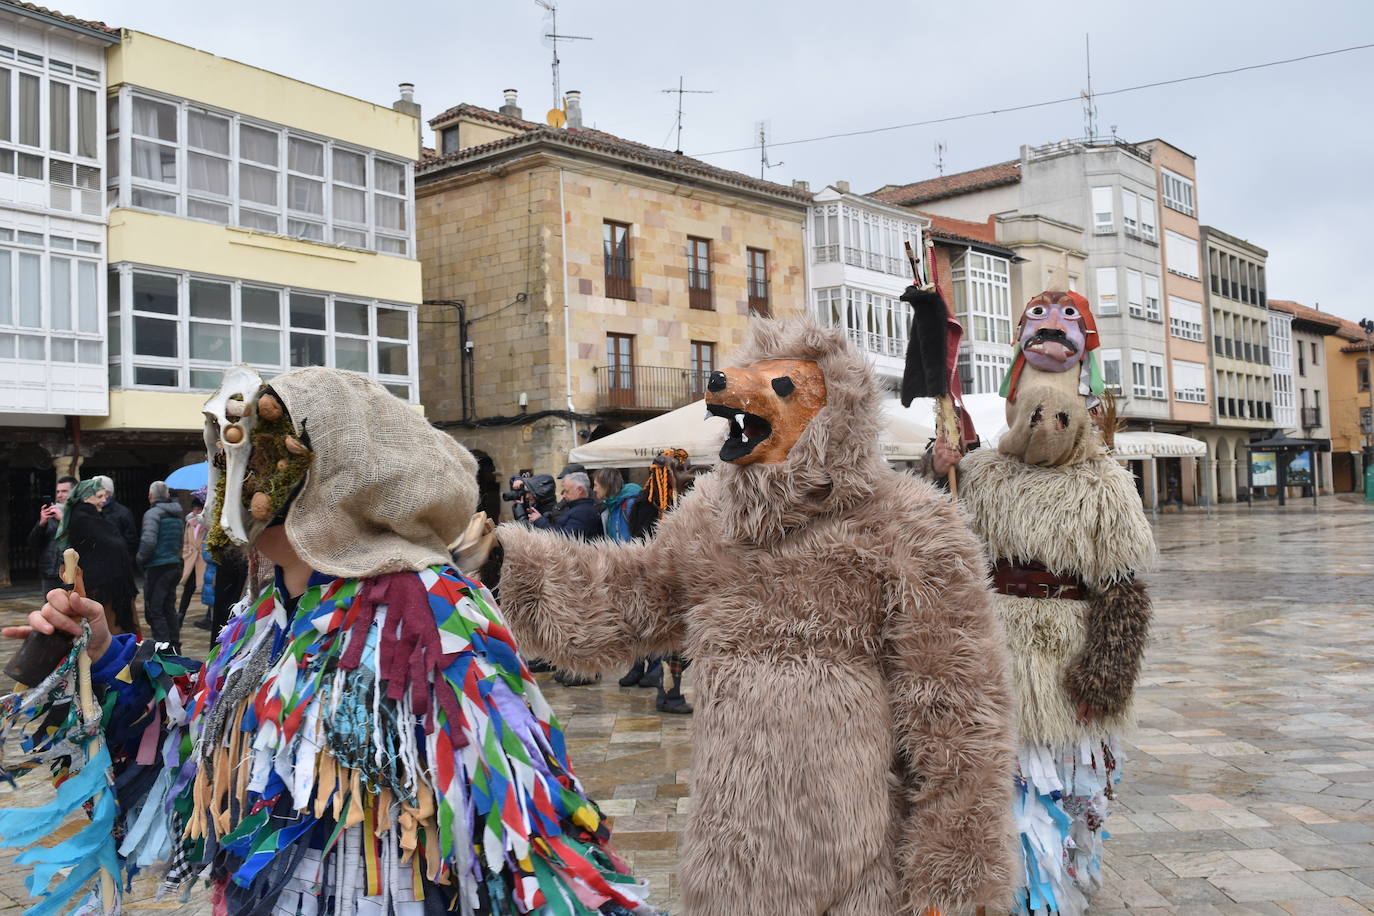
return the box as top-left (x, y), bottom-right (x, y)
top-left (1149, 353), bottom-right (1166, 400)
top-left (1131, 350), bottom-right (1149, 398)
top-left (951, 250), bottom-right (1012, 345)
top-left (1144, 274), bottom-right (1161, 322)
top-left (1121, 189), bottom-right (1139, 236)
top-left (1172, 358), bottom-right (1207, 403)
top-left (109, 87), bottom-right (415, 257)
top-left (1126, 269), bottom-right (1143, 318)
top-left (1165, 230), bottom-right (1200, 280)
top-left (0, 50), bottom-right (104, 214)
top-left (1139, 196), bottom-right (1157, 242)
top-left (0, 238), bottom-right (104, 369)
top-left (1168, 295), bottom-right (1204, 342)
top-left (1161, 168), bottom-right (1195, 216)
top-left (1099, 347), bottom-right (1123, 394)
top-left (1091, 186), bottom-right (1114, 233)
top-left (1095, 266), bottom-right (1118, 316)
top-left (108, 262), bottom-right (420, 400)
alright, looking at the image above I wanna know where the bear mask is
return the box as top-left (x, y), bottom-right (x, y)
top-left (704, 359), bottom-right (827, 465)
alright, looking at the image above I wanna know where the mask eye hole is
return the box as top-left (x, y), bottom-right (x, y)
top-left (1062, 305), bottom-right (1080, 319)
top-left (1027, 305), bottom-right (1048, 318)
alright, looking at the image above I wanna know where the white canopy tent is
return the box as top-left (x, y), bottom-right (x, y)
top-left (568, 399), bottom-right (938, 469)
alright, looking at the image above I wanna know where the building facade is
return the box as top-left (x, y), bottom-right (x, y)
top-left (415, 93), bottom-right (808, 480)
top-left (1322, 315), bottom-right (1369, 492)
top-left (0, 2), bottom-right (117, 585)
top-left (1269, 300), bottom-right (1336, 493)
top-left (808, 182), bottom-right (929, 388)
top-left (1198, 226), bottom-right (1270, 504)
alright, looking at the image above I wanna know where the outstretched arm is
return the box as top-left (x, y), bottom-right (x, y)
top-left (494, 492), bottom-right (709, 675)
top-left (882, 499), bottom-right (1015, 915)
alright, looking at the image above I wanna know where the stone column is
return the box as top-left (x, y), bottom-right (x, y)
top-left (1320, 451), bottom-right (1334, 495)
top-left (1218, 460), bottom-right (1237, 503)
top-left (51, 454), bottom-right (84, 480)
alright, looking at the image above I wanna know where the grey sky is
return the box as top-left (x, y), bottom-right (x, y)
top-left (92, 0), bottom-right (1373, 325)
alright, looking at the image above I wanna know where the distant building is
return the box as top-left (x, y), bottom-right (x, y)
top-left (0, 1), bottom-right (118, 585)
top-left (1268, 300), bottom-right (1338, 493)
top-left (1320, 314), bottom-right (1369, 492)
top-left (808, 182), bottom-right (929, 388)
top-left (415, 91), bottom-right (809, 480)
top-left (1199, 225), bottom-right (1271, 504)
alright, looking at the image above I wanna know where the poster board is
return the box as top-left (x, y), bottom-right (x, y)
top-left (1286, 450), bottom-right (1313, 486)
top-left (1250, 451), bottom-right (1278, 487)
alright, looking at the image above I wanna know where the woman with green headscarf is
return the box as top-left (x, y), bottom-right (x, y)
top-left (54, 478), bottom-right (139, 636)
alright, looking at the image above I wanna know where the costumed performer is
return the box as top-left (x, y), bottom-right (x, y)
top-left (0, 365), bottom-right (656, 916)
top-left (472, 318), bottom-right (1017, 915)
top-left (930, 290), bottom-right (1156, 916)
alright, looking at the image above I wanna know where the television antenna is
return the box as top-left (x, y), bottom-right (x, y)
top-left (535, 0), bottom-right (592, 114)
top-left (933, 141), bottom-right (947, 175)
top-left (757, 121), bottom-right (784, 178)
top-left (661, 76), bottom-right (714, 155)
top-left (1081, 32), bottom-right (1098, 141)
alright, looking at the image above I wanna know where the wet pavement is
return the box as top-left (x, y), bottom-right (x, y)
top-left (0, 498), bottom-right (1369, 914)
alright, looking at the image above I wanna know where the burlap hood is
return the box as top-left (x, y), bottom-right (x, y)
top-left (267, 367), bottom-right (477, 579)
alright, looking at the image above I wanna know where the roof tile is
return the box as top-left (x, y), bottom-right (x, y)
top-left (869, 160), bottom-right (1020, 206)
top-left (0, 0), bottom-right (118, 34)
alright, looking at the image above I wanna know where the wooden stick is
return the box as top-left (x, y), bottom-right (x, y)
top-left (904, 240), bottom-right (961, 496)
top-left (63, 549), bottom-right (117, 912)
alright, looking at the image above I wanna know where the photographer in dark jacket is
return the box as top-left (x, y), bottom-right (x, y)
top-left (27, 476), bottom-right (76, 593)
top-left (508, 474), bottom-right (558, 525)
top-left (528, 472), bottom-right (601, 540)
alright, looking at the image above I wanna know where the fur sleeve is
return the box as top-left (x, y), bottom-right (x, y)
top-left (494, 495), bottom-right (706, 675)
top-left (1063, 579), bottom-right (1152, 718)
top-left (881, 497), bottom-right (1015, 914)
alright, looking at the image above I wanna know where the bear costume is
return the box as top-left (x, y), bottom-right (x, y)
top-left (494, 319), bottom-right (1016, 915)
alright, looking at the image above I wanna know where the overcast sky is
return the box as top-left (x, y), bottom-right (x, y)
top-left (92, 0), bottom-right (1373, 325)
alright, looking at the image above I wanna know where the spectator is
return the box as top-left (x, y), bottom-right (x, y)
top-left (27, 475), bottom-right (76, 594)
top-left (593, 468), bottom-right (661, 689)
top-left (55, 479), bottom-right (139, 636)
top-left (511, 474), bottom-right (558, 525)
top-left (628, 449), bottom-right (695, 715)
top-left (138, 480), bottom-right (185, 651)
top-left (551, 463), bottom-right (587, 521)
top-left (529, 472), bottom-right (601, 540)
top-left (177, 491), bottom-right (208, 624)
top-left (94, 475), bottom-right (139, 558)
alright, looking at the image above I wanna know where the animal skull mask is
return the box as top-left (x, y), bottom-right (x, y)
top-left (203, 366), bottom-right (313, 551)
top-left (704, 359), bottom-right (827, 465)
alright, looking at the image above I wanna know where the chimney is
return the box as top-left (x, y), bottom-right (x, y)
top-left (834, 180), bottom-right (850, 194)
top-left (392, 83), bottom-right (422, 156)
top-left (564, 90), bottom-right (582, 129)
top-left (791, 179), bottom-right (810, 192)
top-left (499, 89), bottom-right (522, 120)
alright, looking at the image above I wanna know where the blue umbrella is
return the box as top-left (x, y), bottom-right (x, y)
top-left (165, 461), bottom-right (209, 491)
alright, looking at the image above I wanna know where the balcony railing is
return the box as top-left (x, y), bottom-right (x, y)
top-left (604, 256), bottom-right (633, 300)
top-left (844, 327), bottom-right (905, 358)
top-left (748, 277), bottom-right (770, 317)
top-left (1301, 406), bottom-right (1322, 429)
top-left (593, 364), bottom-right (707, 412)
top-left (688, 269), bottom-right (712, 310)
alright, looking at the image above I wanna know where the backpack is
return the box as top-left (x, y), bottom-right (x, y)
top-left (607, 495), bottom-right (636, 542)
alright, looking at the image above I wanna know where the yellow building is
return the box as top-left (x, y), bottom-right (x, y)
top-left (1325, 316), bottom-right (1371, 491)
top-left (415, 91), bottom-right (809, 481)
top-left (90, 31), bottom-right (422, 486)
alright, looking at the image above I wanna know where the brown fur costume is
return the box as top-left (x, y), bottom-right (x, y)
top-left (497, 320), bottom-right (1015, 915)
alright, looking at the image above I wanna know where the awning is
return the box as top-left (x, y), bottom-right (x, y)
top-left (1110, 431), bottom-right (1208, 460)
top-left (567, 399), bottom-right (937, 469)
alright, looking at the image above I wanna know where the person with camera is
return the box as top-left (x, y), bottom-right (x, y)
top-left (27, 475), bottom-right (76, 594)
top-left (504, 473), bottom-right (557, 524)
top-left (528, 471), bottom-right (602, 539)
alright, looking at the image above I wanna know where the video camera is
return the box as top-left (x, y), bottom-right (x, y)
top-left (501, 474), bottom-right (557, 523)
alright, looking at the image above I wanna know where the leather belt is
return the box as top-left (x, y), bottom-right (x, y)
top-left (991, 558), bottom-right (1086, 601)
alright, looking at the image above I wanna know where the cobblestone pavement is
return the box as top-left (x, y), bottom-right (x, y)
top-left (0, 499), bottom-right (1369, 914)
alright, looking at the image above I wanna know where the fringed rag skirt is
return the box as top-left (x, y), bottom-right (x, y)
top-left (1011, 737), bottom-right (1121, 916)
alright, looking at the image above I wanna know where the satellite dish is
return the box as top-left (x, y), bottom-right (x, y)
top-left (546, 108), bottom-right (567, 128)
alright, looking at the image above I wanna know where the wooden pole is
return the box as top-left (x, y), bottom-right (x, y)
top-left (904, 239), bottom-right (960, 496)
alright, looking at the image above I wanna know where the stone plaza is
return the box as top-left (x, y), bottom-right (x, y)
top-left (0, 499), bottom-right (1369, 914)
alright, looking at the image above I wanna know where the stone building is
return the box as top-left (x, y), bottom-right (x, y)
top-left (1320, 314), bottom-right (1369, 492)
top-left (414, 92), bottom-right (809, 481)
top-left (1198, 226), bottom-right (1271, 503)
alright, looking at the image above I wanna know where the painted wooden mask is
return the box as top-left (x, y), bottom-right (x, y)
top-left (704, 359), bottom-right (827, 465)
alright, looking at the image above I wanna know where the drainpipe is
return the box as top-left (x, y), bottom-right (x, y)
top-left (558, 168), bottom-right (577, 448)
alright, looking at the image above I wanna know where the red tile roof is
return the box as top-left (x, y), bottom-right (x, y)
top-left (0, 1), bottom-right (118, 35)
top-left (1269, 300), bottom-right (1347, 336)
top-left (869, 160), bottom-right (1020, 206)
top-left (918, 211), bottom-right (998, 244)
top-left (419, 103), bottom-right (811, 204)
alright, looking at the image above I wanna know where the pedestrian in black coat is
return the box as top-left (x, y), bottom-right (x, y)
top-left (56, 480), bottom-right (139, 636)
top-left (529, 472), bottom-right (603, 541)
